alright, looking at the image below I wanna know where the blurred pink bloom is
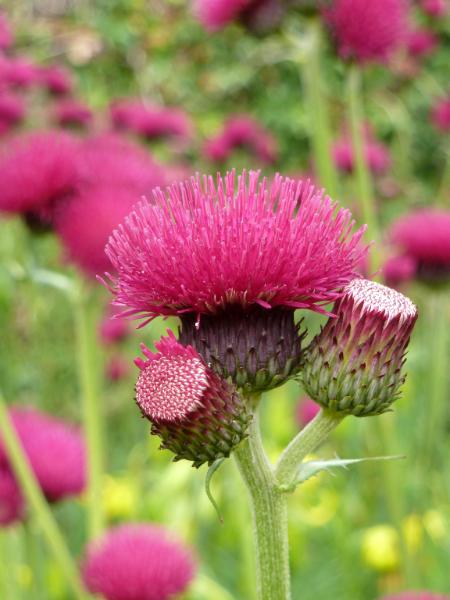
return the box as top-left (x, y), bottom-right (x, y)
top-left (0, 466), bottom-right (24, 526)
top-left (82, 524), bottom-right (196, 600)
top-left (0, 92), bottom-right (25, 134)
top-left (381, 592), bottom-right (450, 600)
top-left (390, 209), bottom-right (450, 281)
top-left (407, 29), bottom-right (438, 57)
top-left (193, 0), bottom-right (253, 30)
top-left (420, 0), bottom-right (448, 16)
top-left (105, 170), bottom-right (367, 321)
top-left (296, 396), bottom-right (320, 427)
top-left (105, 355), bottom-right (130, 382)
top-left (55, 99), bottom-right (92, 128)
top-left (332, 135), bottom-right (391, 175)
top-left (110, 99), bottom-right (191, 141)
top-left (99, 307), bottom-right (129, 345)
top-left (0, 13), bottom-right (13, 50)
top-left (204, 115), bottom-right (278, 164)
top-left (431, 94), bottom-right (450, 133)
top-left (39, 65), bottom-right (73, 95)
top-left (0, 407), bottom-right (86, 503)
top-left (325, 0), bottom-right (409, 64)
top-left (383, 254), bottom-right (416, 287)
top-left (1, 57), bottom-right (39, 88)
top-left (0, 130), bottom-right (80, 225)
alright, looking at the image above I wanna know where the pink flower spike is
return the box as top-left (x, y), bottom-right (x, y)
top-left (81, 524), bottom-right (196, 600)
top-left (105, 170), bottom-right (367, 321)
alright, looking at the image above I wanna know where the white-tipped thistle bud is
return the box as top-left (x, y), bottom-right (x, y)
top-left (301, 279), bottom-right (418, 417)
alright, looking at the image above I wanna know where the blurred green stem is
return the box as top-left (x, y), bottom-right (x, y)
top-left (275, 408), bottom-right (343, 486)
top-left (347, 64), bottom-right (378, 264)
top-left (73, 282), bottom-right (104, 540)
top-left (0, 393), bottom-right (88, 600)
top-left (234, 408), bottom-right (291, 600)
top-left (303, 19), bottom-right (338, 198)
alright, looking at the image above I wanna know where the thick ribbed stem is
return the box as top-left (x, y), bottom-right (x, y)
top-left (347, 64), bottom-right (378, 267)
top-left (303, 19), bottom-right (339, 198)
top-left (73, 283), bottom-right (104, 540)
top-left (234, 410), bottom-right (291, 600)
top-left (275, 409), bottom-right (343, 486)
top-left (0, 393), bottom-right (88, 600)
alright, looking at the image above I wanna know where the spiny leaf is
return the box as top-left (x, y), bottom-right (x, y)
top-left (205, 458), bottom-right (225, 524)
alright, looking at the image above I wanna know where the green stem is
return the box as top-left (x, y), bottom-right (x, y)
top-left (303, 19), bottom-right (339, 198)
top-left (436, 144), bottom-right (450, 206)
top-left (275, 409), bottom-right (343, 486)
top-left (73, 283), bottom-right (104, 540)
top-left (0, 393), bottom-right (88, 600)
top-left (347, 64), bottom-right (378, 258)
top-left (233, 410), bottom-right (291, 600)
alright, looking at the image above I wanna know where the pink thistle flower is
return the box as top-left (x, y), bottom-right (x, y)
top-left (295, 396), bottom-right (320, 427)
top-left (381, 593), bottom-right (450, 600)
top-left (0, 13), bottom-right (13, 50)
top-left (383, 254), bottom-right (416, 287)
top-left (99, 307), bottom-right (129, 345)
top-left (39, 65), bottom-right (73, 95)
top-left (106, 355), bottom-right (130, 382)
top-left (81, 523), bottom-right (196, 600)
top-left (420, 0), bottom-right (448, 16)
top-left (332, 132), bottom-right (391, 175)
top-left (325, 0), bottom-right (409, 64)
top-left (205, 115), bottom-right (278, 164)
top-left (0, 92), bottom-right (25, 133)
top-left (0, 407), bottom-right (86, 503)
top-left (105, 170), bottom-right (367, 321)
top-left (390, 209), bottom-right (450, 282)
top-left (407, 29), bottom-right (438, 57)
top-left (302, 278), bottom-right (418, 416)
top-left (431, 94), bottom-right (450, 133)
top-left (0, 466), bottom-right (24, 526)
top-left (56, 187), bottom-right (146, 277)
top-left (193, 0), bottom-right (254, 30)
top-left (54, 99), bottom-right (92, 128)
top-left (0, 131), bottom-right (80, 225)
top-left (2, 57), bottom-right (39, 88)
top-left (135, 330), bottom-right (251, 464)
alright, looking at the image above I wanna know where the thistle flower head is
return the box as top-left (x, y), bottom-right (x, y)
top-left (381, 593), bottom-right (450, 600)
top-left (302, 278), bottom-right (418, 416)
top-left (105, 170), bottom-right (367, 322)
top-left (431, 94), bottom-right (450, 133)
top-left (0, 466), bottom-right (24, 526)
top-left (82, 524), bottom-right (196, 600)
top-left (325, 0), bottom-right (409, 64)
top-left (390, 209), bottom-right (450, 282)
top-left (0, 130), bottom-right (80, 225)
top-left (0, 407), bottom-right (86, 502)
top-left (135, 331), bottom-right (251, 466)
top-left (55, 99), bottom-right (92, 128)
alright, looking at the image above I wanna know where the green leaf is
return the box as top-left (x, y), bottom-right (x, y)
top-left (205, 458), bottom-right (225, 524)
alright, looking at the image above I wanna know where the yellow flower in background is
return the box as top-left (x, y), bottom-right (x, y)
top-left (102, 475), bottom-right (138, 520)
top-left (423, 509), bottom-right (447, 542)
top-left (402, 514), bottom-right (422, 553)
top-left (361, 525), bottom-right (400, 571)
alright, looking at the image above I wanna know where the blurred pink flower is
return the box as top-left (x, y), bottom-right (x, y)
top-left (0, 407), bottom-right (86, 503)
top-left (381, 592), bottom-right (450, 600)
top-left (0, 466), bottom-right (24, 526)
top-left (325, 0), bottom-right (409, 64)
top-left (55, 99), bottom-right (92, 128)
top-left (99, 307), bottom-right (129, 345)
top-left (332, 135), bottom-right (391, 175)
top-left (383, 254), bottom-right (416, 287)
top-left (193, 0), bottom-right (253, 30)
top-left (105, 170), bottom-right (367, 321)
top-left (296, 396), bottom-right (320, 427)
top-left (0, 92), bottom-right (25, 134)
top-left (1, 57), bottom-right (39, 88)
top-left (39, 65), bottom-right (73, 95)
top-left (0, 130), bottom-right (80, 225)
top-left (420, 0), bottom-right (448, 16)
top-left (82, 524), bottom-right (196, 600)
top-left (407, 29), bottom-right (438, 58)
top-left (431, 94), bottom-right (450, 133)
top-left (0, 13), bottom-right (13, 50)
top-left (105, 355), bottom-right (130, 382)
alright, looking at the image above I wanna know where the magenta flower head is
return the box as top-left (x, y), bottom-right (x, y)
top-left (390, 209), bottom-right (450, 283)
top-left (431, 94), bottom-right (450, 133)
top-left (0, 92), bottom-right (25, 134)
top-left (302, 279), bottom-right (418, 417)
top-left (380, 593), bottom-right (450, 600)
top-left (0, 407), bottom-right (86, 502)
top-left (3, 57), bottom-right (39, 88)
top-left (193, 0), bottom-right (254, 30)
top-left (407, 29), bottom-right (438, 58)
top-left (0, 13), bottom-right (13, 50)
top-left (81, 523), bottom-right (196, 600)
top-left (54, 99), bottom-right (92, 129)
top-left (0, 465), bottom-right (24, 526)
top-left (135, 330), bottom-right (251, 466)
top-left (0, 130), bottom-right (80, 229)
top-left (296, 396), bottom-right (320, 427)
top-left (325, 0), bottom-right (409, 64)
top-left (420, 0), bottom-right (448, 16)
top-left (105, 170), bottom-right (367, 392)
top-left (106, 355), bottom-right (130, 382)
top-left (39, 65), bottom-right (73, 95)
top-left (332, 138), bottom-right (391, 175)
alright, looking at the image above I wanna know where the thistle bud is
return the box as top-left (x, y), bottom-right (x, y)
top-left (135, 331), bottom-right (251, 467)
top-left (301, 279), bottom-right (418, 417)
